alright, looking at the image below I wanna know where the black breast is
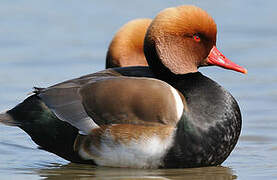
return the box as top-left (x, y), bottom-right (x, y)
top-left (163, 72), bottom-right (242, 168)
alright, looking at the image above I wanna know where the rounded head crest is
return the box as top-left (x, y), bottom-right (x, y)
top-left (144, 5), bottom-right (217, 75)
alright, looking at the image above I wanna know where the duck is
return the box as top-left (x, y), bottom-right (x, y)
top-left (0, 5), bottom-right (247, 168)
top-left (106, 18), bottom-right (151, 68)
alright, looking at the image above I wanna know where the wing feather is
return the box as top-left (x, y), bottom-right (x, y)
top-left (35, 69), bottom-right (184, 134)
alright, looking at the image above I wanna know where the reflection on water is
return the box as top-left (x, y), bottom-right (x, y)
top-left (1, 0), bottom-right (277, 179)
top-left (32, 164), bottom-right (236, 180)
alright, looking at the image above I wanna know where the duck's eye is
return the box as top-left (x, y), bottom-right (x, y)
top-left (193, 34), bottom-right (201, 42)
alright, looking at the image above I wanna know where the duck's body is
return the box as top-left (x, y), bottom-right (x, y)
top-left (3, 66), bottom-right (241, 168)
top-left (0, 5), bottom-right (246, 168)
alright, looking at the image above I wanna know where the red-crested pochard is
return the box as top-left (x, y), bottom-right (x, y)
top-left (0, 5), bottom-right (247, 168)
top-left (106, 18), bottom-right (151, 68)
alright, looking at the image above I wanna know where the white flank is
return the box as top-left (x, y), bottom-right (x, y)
top-left (80, 127), bottom-right (176, 168)
top-left (79, 146), bottom-right (94, 160)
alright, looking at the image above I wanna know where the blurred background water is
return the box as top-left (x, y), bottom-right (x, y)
top-left (0, 0), bottom-right (276, 179)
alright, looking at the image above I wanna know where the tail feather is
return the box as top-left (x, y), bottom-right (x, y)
top-left (0, 112), bottom-right (18, 126)
top-left (3, 95), bottom-right (92, 164)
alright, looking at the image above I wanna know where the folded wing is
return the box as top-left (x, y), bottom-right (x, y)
top-left (36, 69), bottom-right (184, 134)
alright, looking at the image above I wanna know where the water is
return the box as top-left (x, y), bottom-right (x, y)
top-left (0, 0), bottom-right (276, 179)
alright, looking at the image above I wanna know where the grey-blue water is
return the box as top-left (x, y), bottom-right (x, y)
top-left (0, 0), bottom-right (276, 179)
